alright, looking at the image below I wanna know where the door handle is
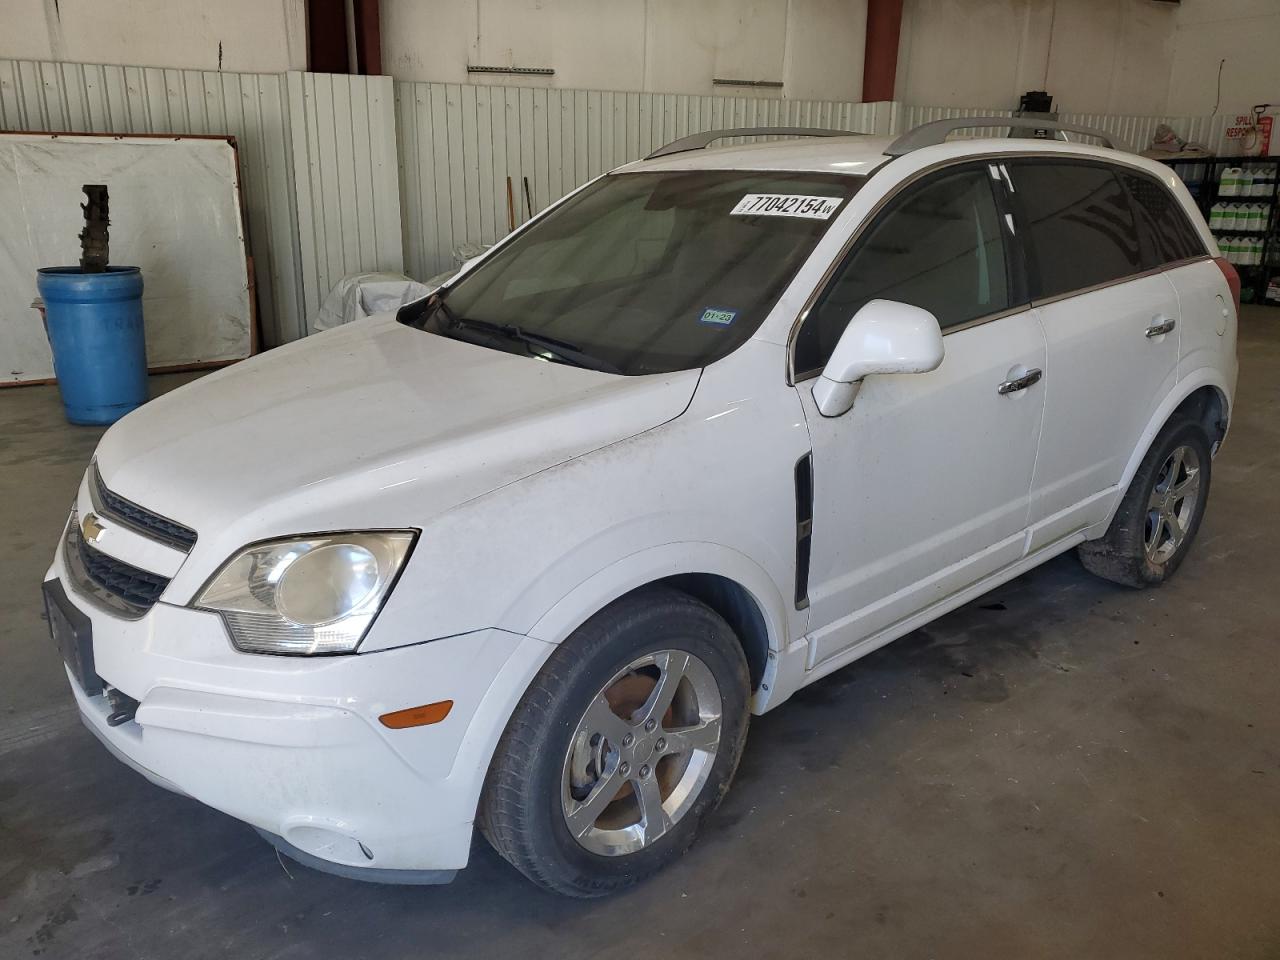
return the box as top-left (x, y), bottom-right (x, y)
top-left (1145, 318), bottom-right (1176, 338)
top-left (997, 368), bottom-right (1042, 395)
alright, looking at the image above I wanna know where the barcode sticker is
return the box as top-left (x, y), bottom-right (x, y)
top-left (730, 194), bottom-right (842, 220)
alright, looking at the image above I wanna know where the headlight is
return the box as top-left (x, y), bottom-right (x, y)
top-left (194, 532), bottom-right (416, 655)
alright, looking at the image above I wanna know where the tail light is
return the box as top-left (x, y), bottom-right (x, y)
top-left (1214, 256), bottom-right (1241, 318)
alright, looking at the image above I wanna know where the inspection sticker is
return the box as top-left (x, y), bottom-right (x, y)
top-left (730, 194), bottom-right (842, 219)
top-left (699, 307), bottom-right (738, 326)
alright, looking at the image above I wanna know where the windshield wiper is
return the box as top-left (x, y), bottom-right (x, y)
top-left (434, 299), bottom-right (620, 374)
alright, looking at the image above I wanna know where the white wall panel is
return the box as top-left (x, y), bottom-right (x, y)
top-left (0, 58), bottom-right (302, 345)
top-left (0, 0), bottom-right (307, 74)
top-left (285, 72), bottom-right (404, 330)
top-left (395, 80), bottom-right (893, 280)
top-left (383, 0), bottom-right (868, 101)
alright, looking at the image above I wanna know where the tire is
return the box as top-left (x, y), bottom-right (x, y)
top-left (478, 585), bottom-right (750, 897)
top-left (1078, 416), bottom-right (1212, 588)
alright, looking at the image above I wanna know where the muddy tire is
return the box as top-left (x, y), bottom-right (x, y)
top-left (479, 586), bottom-right (750, 897)
top-left (1078, 416), bottom-right (1212, 588)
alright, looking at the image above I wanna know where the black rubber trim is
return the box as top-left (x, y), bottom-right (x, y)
top-left (794, 453), bottom-right (814, 610)
top-left (64, 516), bottom-right (165, 617)
top-left (253, 829), bottom-right (458, 886)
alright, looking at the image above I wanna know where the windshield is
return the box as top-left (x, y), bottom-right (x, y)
top-left (403, 170), bottom-right (862, 375)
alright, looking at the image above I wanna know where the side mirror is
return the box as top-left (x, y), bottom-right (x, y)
top-left (811, 300), bottom-right (944, 417)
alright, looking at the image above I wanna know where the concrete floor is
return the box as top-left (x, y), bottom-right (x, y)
top-left (2, 310), bottom-right (1278, 960)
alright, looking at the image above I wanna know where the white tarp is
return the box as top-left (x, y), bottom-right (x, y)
top-left (310, 272), bottom-right (432, 335)
top-left (0, 134), bottom-right (252, 384)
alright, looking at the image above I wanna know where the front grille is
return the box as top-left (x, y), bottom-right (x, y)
top-left (92, 462), bottom-right (197, 552)
top-left (67, 518), bottom-right (171, 613)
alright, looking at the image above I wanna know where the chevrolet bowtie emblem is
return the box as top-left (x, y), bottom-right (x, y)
top-left (81, 512), bottom-right (106, 544)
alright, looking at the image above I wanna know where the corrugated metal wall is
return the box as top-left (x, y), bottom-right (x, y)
top-left (286, 72), bottom-right (403, 328)
top-left (0, 60), bottom-right (402, 345)
top-left (2, 57), bottom-right (1244, 349)
top-left (394, 81), bottom-right (896, 279)
top-left (1056, 111), bottom-right (1230, 156)
top-left (0, 58), bottom-right (303, 345)
top-left (900, 104), bottom-right (1232, 154)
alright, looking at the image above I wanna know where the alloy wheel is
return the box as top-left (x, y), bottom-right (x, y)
top-left (1145, 444), bottom-right (1201, 564)
top-left (561, 649), bottom-right (723, 857)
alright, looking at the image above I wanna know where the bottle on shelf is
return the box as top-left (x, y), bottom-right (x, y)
top-left (1251, 203), bottom-right (1267, 232)
top-left (1220, 166), bottom-right (1243, 197)
top-left (1220, 236), bottom-right (1260, 266)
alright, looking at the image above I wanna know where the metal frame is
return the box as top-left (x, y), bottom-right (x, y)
top-left (885, 117), bottom-right (1125, 157)
top-left (645, 127), bottom-right (861, 161)
top-left (1161, 155), bottom-right (1280, 307)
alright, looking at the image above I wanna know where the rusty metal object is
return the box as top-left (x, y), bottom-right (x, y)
top-left (79, 184), bottom-right (110, 273)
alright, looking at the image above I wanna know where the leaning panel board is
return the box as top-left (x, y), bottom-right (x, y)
top-left (0, 132), bottom-right (253, 384)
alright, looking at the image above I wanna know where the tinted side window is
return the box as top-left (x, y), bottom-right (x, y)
top-left (1120, 172), bottom-right (1206, 268)
top-left (794, 167), bottom-right (1009, 374)
top-left (1010, 161), bottom-right (1143, 299)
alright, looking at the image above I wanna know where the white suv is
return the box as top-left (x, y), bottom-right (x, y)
top-left (44, 119), bottom-right (1239, 896)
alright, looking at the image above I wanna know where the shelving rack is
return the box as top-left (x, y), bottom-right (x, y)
top-left (1162, 156), bottom-right (1280, 307)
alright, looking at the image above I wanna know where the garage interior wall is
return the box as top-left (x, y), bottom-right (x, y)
top-left (395, 83), bottom-right (894, 280)
top-left (0, 0), bottom-right (308, 73)
top-left (383, 0), bottom-right (871, 103)
top-left (2, 2), bottom-right (1274, 345)
top-left (0, 58), bottom-right (892, 342)
top-left (7, 1), bottom-right (1274, 117)
top-left (385, 0), bottom-right (1275, 117)
top-left (0, 59), bottom-right (403, 345)
top-left (0, 59), bottom-right (1251, 347)
top-left (0, 59), bottom-right (306, 346)
top-left (895, 0), bottom-right (1279, 117)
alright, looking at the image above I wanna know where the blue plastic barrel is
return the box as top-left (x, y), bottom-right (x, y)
top-left (37, 266), bottom-right (147, 425)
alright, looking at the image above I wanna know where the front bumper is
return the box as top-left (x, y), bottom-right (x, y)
top-left (46, 543), bottom-right (553, 881)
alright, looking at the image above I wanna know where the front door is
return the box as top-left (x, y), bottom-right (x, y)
top-left (792, 164), bottom-right (1047, 668)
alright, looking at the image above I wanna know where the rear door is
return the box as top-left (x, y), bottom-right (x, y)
top-left (1007, 159), bottom-right (1182, 551)
top-left (1119, 169), bottom-right (1231, 386)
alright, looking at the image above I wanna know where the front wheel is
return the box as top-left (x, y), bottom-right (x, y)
top-left (479, 586), bottom-right (750, 897)
top-left (1078, 416), bottom-right (1213, 588)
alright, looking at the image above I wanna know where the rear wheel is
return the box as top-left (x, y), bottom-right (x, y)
top-left (1078, 416), bottom-right (1212, 588)
top-left (479, 586), bottom-right (750, 897)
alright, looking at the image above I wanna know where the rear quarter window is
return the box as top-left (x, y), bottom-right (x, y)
top-left (1009, 160), bottom-right (1144, 300)
top-left (1119, 171), bottom-right (1206, 268)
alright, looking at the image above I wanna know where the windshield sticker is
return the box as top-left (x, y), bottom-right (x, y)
top-left (699, 307), bottom-right (738, 326)
top-left (731, 194), bottom-right (842, 220)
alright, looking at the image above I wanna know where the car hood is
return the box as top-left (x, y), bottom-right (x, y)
top-left (94, 316), bottom-right (700, 542)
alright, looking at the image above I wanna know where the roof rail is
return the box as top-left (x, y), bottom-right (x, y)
top-left (884, 117), bottom-right (1126, 157)
top-left (645, 126), bottom-right (860, 160)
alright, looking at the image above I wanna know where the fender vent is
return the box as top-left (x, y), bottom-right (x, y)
top-left (794, 454), bottom-right (814, 610)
